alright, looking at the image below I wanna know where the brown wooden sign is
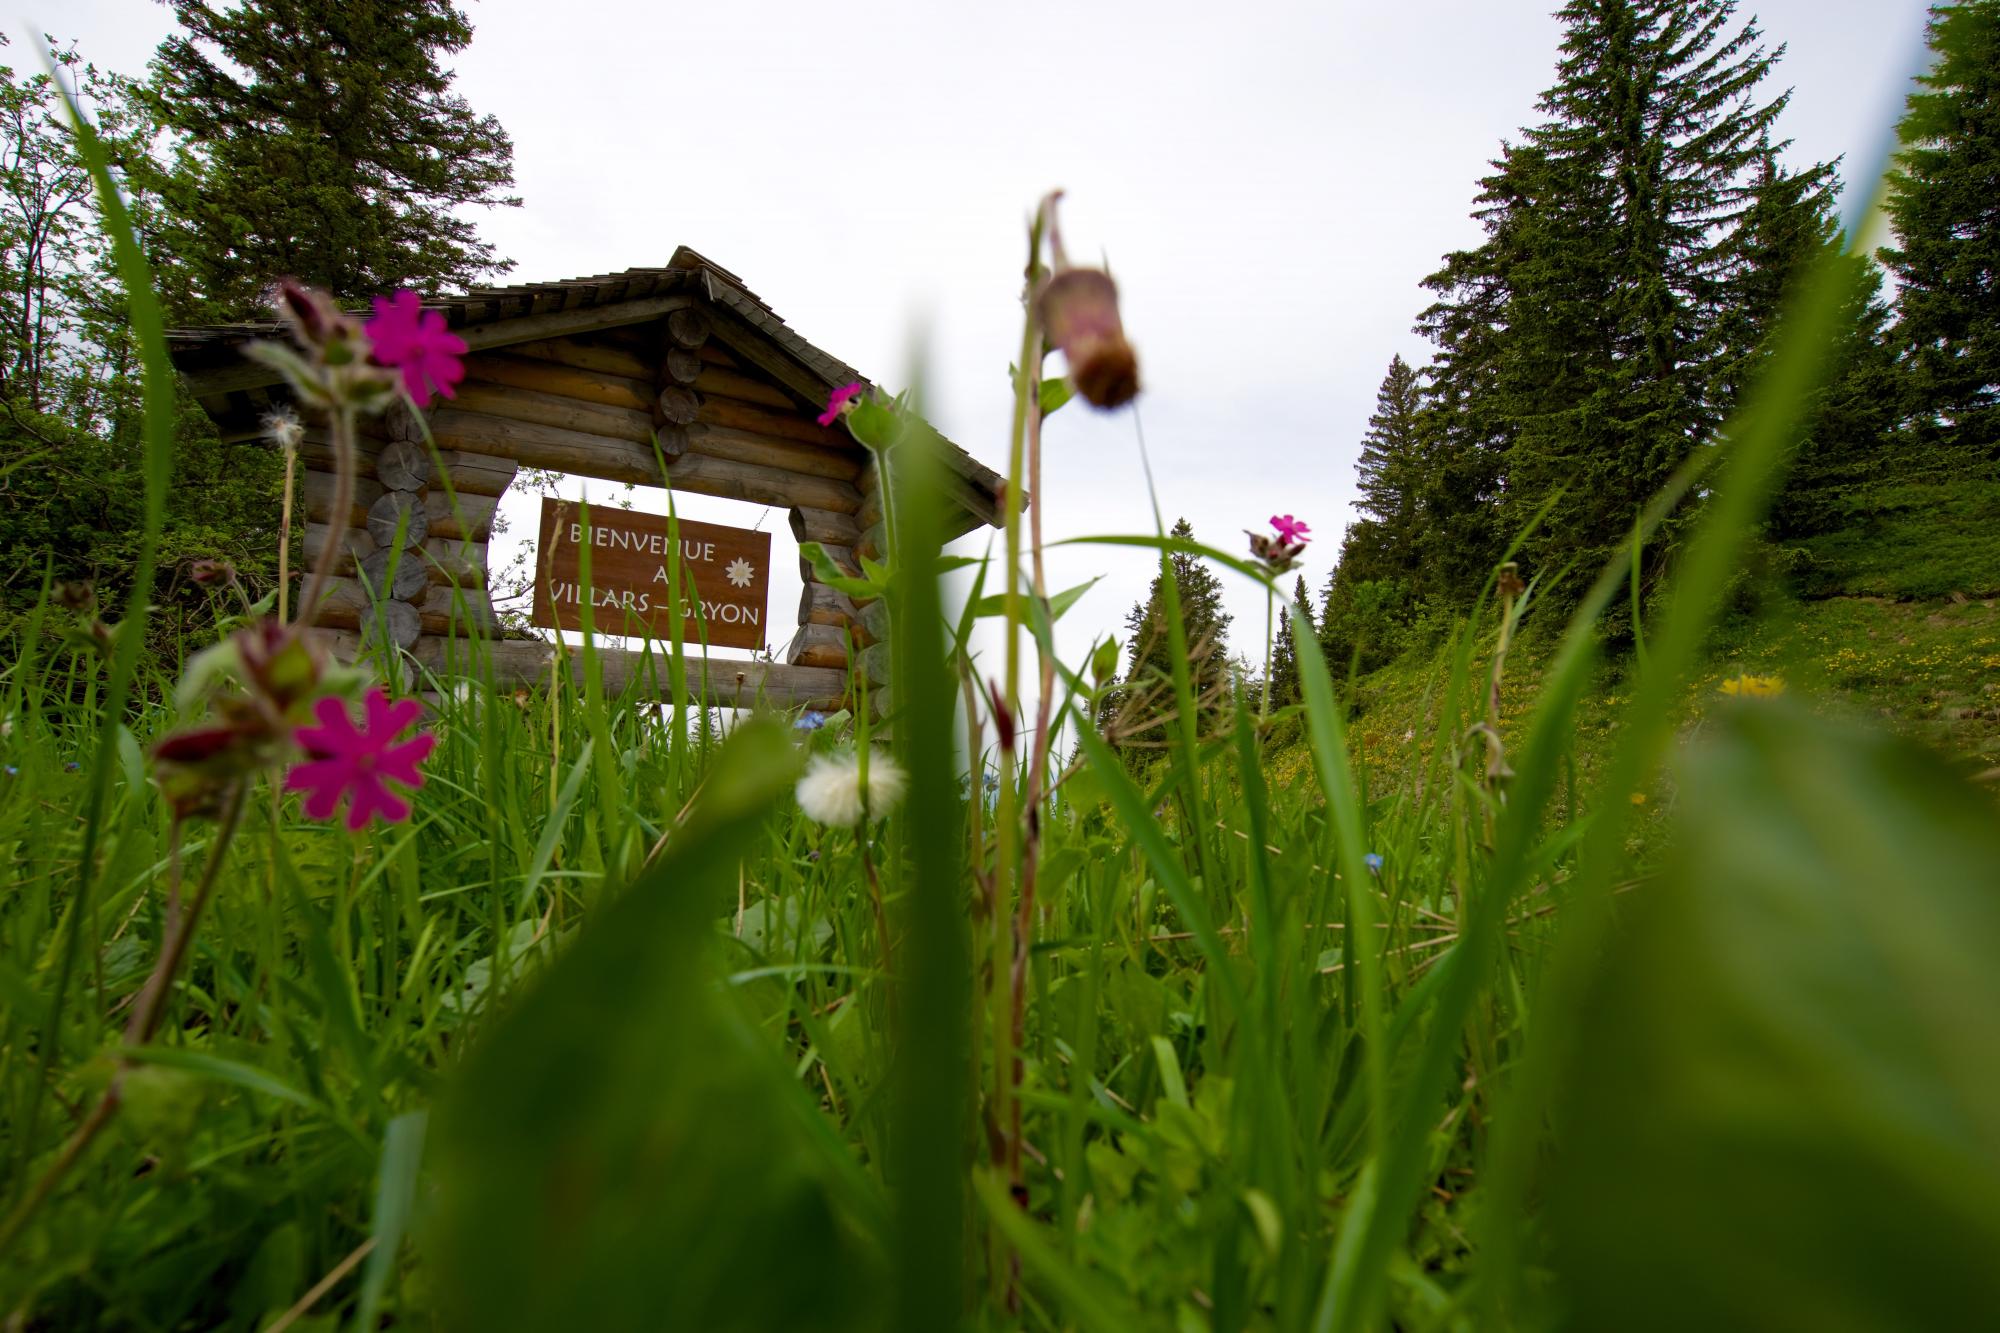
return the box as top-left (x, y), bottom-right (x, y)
top-left (530, 498), bottom-right (772, 651)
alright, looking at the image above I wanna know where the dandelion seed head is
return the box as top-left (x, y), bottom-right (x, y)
top-left (796, 748), bottom-right (906, 826)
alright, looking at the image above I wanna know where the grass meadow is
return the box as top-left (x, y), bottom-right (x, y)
top-left (2, 90), bottom-right (1998, 1333)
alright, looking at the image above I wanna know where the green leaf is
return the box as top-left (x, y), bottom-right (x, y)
top-left (428, 722), bottom-right (887, 1332)
top-left (1549, 705), bottom-right (2000, 1330)
top-left (799, 542), bottom-right (884, 601)
top-left (351, 1112), bottom-right (426, 1333)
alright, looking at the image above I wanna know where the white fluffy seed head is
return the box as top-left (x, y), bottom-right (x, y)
top-left (796, 748), bottom-right (907, 827)
top-left (262, 408), bottom-right (305, 452)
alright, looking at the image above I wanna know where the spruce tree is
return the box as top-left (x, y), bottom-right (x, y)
top-left (1420, 0), bottom-right (1809, 599)
top-left (140, 0), bottom-right (519, 320)
top-left (1881, 0), bottom-right (2000, 464)
top-left (1728, 153), bottom-right (1906, 548)
top-left (1266, 574), bottom-right (1313, 708)
top-left (1107, 518), bottom-right (1233, 748)
top-left (1353, 354), bottom-right (1428, 564)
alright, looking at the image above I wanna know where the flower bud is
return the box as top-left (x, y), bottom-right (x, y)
top-left (53, 579), bottom-right (96, 613)
top-left (985, 678), bottom-right (1016, 753)
top-left (275, 280), bottom-right (347, 348)
top-left (1036, 267), bottom-right (1140, 409)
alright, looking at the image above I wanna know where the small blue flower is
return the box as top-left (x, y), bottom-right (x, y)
top-left (3, 766), bottom-right (16, 777)
top-left (793, 710), bottom-right (828, 732)
top-left (982, 770), bottom-right (1000, 793)
top-left (64, 762), bottom-right (79, 772)
top-left (1363, 852), bottom-right (1384, 873)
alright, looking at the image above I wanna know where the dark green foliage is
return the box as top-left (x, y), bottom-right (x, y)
top-left (1765, 256), bottom-right (1908, 543)
top-left (1104, 517), bottom-right (1232, 748)
top-left (1315, 523), bottom-right (1411, 679)
top-left (1266, 575), bottom-right (1313, 707)
top-left (1446, 0), bottom-right (1805, 594)
top-left (139, 0), bottom-right (519, 320)
top-left (1881, 0), bottom-right (2000, 466)
top-left (1351, 354), bottom-right (1427, 566)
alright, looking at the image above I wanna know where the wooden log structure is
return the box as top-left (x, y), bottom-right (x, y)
top-left (408, 637), bottom-right (847, 711)
top-left (787, 622), bottom-right (849, 671)
top-left (170, 261), bottom-right (1011, 714)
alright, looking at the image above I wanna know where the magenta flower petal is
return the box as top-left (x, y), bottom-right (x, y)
top-left (346, 778), bottom-right (408, 831)
top-left (366, 290), bottom-right (468, 409)
top-left (285, 758), bottom-right (352, 821)
top-left (375, 732), bottom-right (438, 789)
top-left (296, 693), bottom-right (361, 754)
top-left (284, 686), bottom-right (435, 829)
top-left (818, 382), bottom-right (865, 427)
top-left (1270, 514), bottom-right (1312, 546)
top-left (367, 690), bottom-right (423, 737)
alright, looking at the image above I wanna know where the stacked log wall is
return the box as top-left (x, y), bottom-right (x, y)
top-left (277, 309), bottom-right (898, 711)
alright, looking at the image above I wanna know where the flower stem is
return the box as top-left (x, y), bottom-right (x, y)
top-left (277, 439), bottom-right (298, 623)
top-left (294, 404), bottom-right (357, 629)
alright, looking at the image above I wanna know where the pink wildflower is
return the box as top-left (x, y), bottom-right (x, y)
top-left (285, 688), bottom-right (436, 830)
top-left (818, 381), bottom-right (866, 427)
top-left (1270, 515), bottom-right (1311, 546)
top-left (365, 291), bottom-right (467, 408)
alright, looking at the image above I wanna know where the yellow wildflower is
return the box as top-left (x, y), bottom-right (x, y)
top-left (1720, 674), bottom-right (1785, 698)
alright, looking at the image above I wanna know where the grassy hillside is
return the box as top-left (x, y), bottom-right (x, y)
top-left (1270, 588), bottom-right (2000, 824)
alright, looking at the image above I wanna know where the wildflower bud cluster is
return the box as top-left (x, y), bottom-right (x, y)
top-left (149, 281), bottom-right (454, 826)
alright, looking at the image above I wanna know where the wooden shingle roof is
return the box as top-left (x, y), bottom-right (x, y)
top-left (166, 246), bottom-right (1005, 514)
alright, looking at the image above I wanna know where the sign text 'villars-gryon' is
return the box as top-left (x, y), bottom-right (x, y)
top-left (529, 498), bottom-right (772, 652)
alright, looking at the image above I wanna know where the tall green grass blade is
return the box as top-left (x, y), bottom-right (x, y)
top-left (22, 73), bottom-right (179, 1177)
top-left (886, 379), bottom-right (973, 1333)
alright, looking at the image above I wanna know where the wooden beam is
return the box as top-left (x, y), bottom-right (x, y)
top-left (417, 584), bottom-right (496, 635)
top-left (435, 449), bottom-right (519, 498)
top-left (425, 490), bottom-right (501, 541)
top-left (693, 364), bottom-right (798, 411)
top-left (311, 576), bottom-right (421, 648)
top-left (702, 305), bottom-right (841, 409)
top-left (408, 636), bottom-right (848, 710)
top-left (178, 295), bottom-right (693, 397)
top-left (360, 547), bottom-right (430, 601)
top-left (375, 441), bottom-right (431, 491)
top-left (463, 351), bottom-right (654, 411)
top-left (450, 381), bottom-right (657, 445)
top-left (789, 506), bottom-right (861, 546)
top-left (698, 395), bottom-right (847, 449)
top-left (505, 335), bottom-right (653, 381)
top-left (423, 408), bottom-right (862, 512)
top-left (303, 469), bottom-right (385, 525)
top-left (456, 294), bottom-right (693, 352)
top-left (366, 492), bottom-right (429, 549)
top-left (664, 347), bottom-right (703, 385)
top-left (858, 641), bottom-right (892, 686)
top-left (787, 622), bottom-right (849, 670)
top-left (421, 535), bottom-right (488, 586)
top-left (684, 423), bottom-right (862, 482)
top-left (302, 521), bottom-right (374, 575)
top-left (798, 580), bottom-right (859, 629)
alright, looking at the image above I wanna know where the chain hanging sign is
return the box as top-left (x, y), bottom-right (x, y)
top-left (530, 498), bottom-right (772, 652)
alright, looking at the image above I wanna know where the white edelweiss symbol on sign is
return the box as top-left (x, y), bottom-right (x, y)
top-left (725, 557), bottom-right (755, 589)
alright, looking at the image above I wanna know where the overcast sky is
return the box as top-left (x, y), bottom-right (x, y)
top-left (42, 0), bottom-right (1931, 688)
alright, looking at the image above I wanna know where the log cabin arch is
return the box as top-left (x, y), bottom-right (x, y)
top-left (167, 247), bottom-right (1008, 713)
